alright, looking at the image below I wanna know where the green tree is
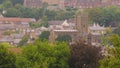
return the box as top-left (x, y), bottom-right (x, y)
top-left (55, 34), bottom-right (72, 42)
top-left (3, 8), bottom-right (21, 17)
top-left (39, 31), bottom-right (50, 41)
top-left (45, 10), bottom-right (57, 20)
top-left (0, 43), bottom-right (16, 68)
top-left (15, 56), bottom-right (31, 68)
top-left (52, 42), bottom-right (70, 68)
top-left (18, 35), bottom-right (29, 46)
top-left (19, 41), bottom-right (70, 68)
top-left (9, 0), bottom-right (24, 5)
top-left (100, 34), bottom-right (120, 68)
top-left (113, 26), bottom-right (120, 36)
top-left (41, 15), bottom-right (49, 27)
top-left (88, 8), bottom-right (102, 24)
top-left (2, 1), bottom-right (13, 9)
top-left (88, 6), bottom-right (120, 26)
top-left (29, 22), bottom-right (41, 28)
top-left (55, 10), bottom-right (75, 20)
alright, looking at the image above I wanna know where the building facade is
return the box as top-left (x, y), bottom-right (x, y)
top-left (49, 10), bottom-right (106, 44)
top-left (49, 10), bottom-right (89, 43)
top-left (24, 0), bottom-right (42, 8)
top-left (24, 0), bottom-right (120, 8)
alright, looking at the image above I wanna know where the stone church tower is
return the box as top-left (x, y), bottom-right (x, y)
top-left (75, 10), bottom-right (89, 41)
top-left (75, 10), bottom-right (88, 33)
top-left (49, 10), bottom-right (90, 43)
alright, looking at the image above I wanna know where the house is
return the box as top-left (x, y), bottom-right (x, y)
top-left (0, 17), bottom-right (36, 31)
top-left (48, 20), bottom-right (75, 30)
top-left (89, 23), bottom-right (106, 45)
top-left (24, 0), bottom-right (120, 9)
top-left (59, 0), bottom-right (101, 9)
top-left (24, 0), bottom-right (42, 8)
top-left (0, 36), bottom-right (13, 44)
top-left (0, 17), bottom-right (36, 45)
top-left (101, 0), bottom-right (120, 6)
top-left (48, 20), bottom-right (64, 30)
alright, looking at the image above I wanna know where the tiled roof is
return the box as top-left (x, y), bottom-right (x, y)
top-left (54, 29), bottom-right (78, 32)
top-left (0, 24), bottom-right (15, 30)
top-left (0, 17), bottom-right (36, 23)
top-left (48, 20), bottom-right (64, 25)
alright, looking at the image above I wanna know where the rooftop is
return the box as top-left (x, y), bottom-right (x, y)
top-left (0, 17), bottom-right (36, 23)
top-left (89, 23), bottom-right (106, 30)
top-left (54, 29), bottom-right (78, 32)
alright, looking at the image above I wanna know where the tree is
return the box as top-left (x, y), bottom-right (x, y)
top-left (0, 43), bottom-right (16, 68)
top-left (55, 10), bottom-right (75, 20)
top-left (2, 1), bottom-right (13, 9)
top-left (113, 26), bottom-right (120, 36)
top-left (3, 8), bottom-right (21, 17)
top-left (45, 10), bottom-right (57, 20)
top-left (15, 56), bottom-right (31, 68)
top-left (19, 41), bottom-right (70, 68)
top-left (88, 8), bottom-right (103, 24)
top-left (88, 6), bottom-right (120, 26)
top-left (55, 34), bottom-right (72, 42)
top-left (52, 42), bottom-right (70, 68)
top-left (69, 40), bottom-right (102, 68)
top-left (18, 35), bottom-right (29, 46)
top-left (99, 34), bottom-right (120, 68)
top-left (9, 0), bottom-right (24, 5)
top-left (39, 31), bottom-right (50, 41)
top-left (41, 15), bottom-right (49, 27)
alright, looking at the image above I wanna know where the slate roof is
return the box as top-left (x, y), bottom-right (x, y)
top-left (0, 17), bottom-right (36, 23)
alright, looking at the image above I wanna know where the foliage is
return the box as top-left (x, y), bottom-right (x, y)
top-left (17, 40), bottom-right (70, 68)
top-left (55, 10), bottom-right (75, 20)
top-left (3, 30), bottom-right (19, 35)
top-left (0, 1), bottom-right (76, 20)
top-left (69, 40), bottom-right (102, 68)
top-left (2, 1), bottom-right (13, 10)
top-left (39, 31), bottom-right (50, 41)
top-left (55, 34), bottom-right (72, 42)
top-left (0, 40), bottom-right (70, 68)
top-left (0, 39), bottom-right (70, 68)
top-left (0, 43), bottom-right (16, 68)
top-left (4, 8), bottom-right (21, 17)
top-left (99, 34), bottom-right (120, 68)
top-left (9, 0), bottom-right (24, 5)
top-left (18, 35), bottom-right (29, 47)
top-left (0, 0), bottom-right (24, 5)
top-left (3, 31), bottom-right (12, 35)
top-left (45, 10), bottom-right (57, 20)
top-left (88, 8), bottom-right (102, 24)
top-left (40, 15), bottom-right (49, 27)
top-left (88, 6), bottom-right (120, 26)
top-left (15, 56), bottom-right (31, 68)
top-left (29, 22), bottom-right (41, 28)
top-left (113, 26), bottom-right (120, 36)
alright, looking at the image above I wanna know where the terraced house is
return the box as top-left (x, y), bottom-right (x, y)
top-left (24, 0), bottom-right (120, 9)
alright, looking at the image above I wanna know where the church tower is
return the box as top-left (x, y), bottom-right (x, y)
top-left (75, 10), bottom-right (89, 41)
top-left (75, 10), bottom-right (88, 34)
